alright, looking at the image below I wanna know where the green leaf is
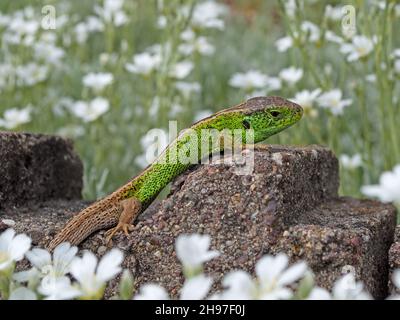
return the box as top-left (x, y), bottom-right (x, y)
top-left (118, 270), bottom-right (135, 300)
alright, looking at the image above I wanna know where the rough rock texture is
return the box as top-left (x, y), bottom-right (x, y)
top-left (0, 132), bottom-right (83, 208)
top-left (1, 144), bottom-right (397, 299)
top-left (389, 226), bottom-right (400, 294)
top-left (272, 198), bottom-right (396, 299)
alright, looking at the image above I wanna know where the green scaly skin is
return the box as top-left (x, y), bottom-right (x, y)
top-left (48, 96), bottom-right (303, 249)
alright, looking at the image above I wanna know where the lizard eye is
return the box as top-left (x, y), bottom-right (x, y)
top-left (242, 119), bottom-right (251, 129)
top-left (270, 110), bottom-right (281, 118)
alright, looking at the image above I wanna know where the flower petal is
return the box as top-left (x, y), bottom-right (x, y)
top-left (96, 248), bottom-right (123, 282)
top-left (307, 287), bottom-right (332, 300)
top-left (9, 287), bottom-right (37, 300)
top-left (134, 284), bottom-right (170, 300)
top-left (26, 248), bottom-right (51, 269)
top-left (0, 228), bottom-right (15, 252)
top-left (70, 251), bottom-right (97, 283)
top-left (9, 233), bottom-right (31, 261)
top-left (180, 274), bottom-right (213, 300)
top-left (277, 261), bottom-right (308, 286)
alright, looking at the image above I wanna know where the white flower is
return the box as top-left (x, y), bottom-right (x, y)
top-left (6, 15), bottom-right (39, 46)
top-left (13, 267), bottom-right (41, 284)
top-left (125, 51), bottom-right (161, 75)
top-left (188, 1), bottom-right (227, 30)
top-left (135, 275), bottom-right (213, 300)
top-left (169, 103), bottom-right (184, 117)
top-left (74, 23), bottom-right (89, 44)
top-left (134, 284), bottom-right (170, 300)
top-left (275, 36), bottom-right (293, 52)
top-left (361, 165), bottom-right (400, 204)
top-left (85, 16), bottom-right (105, 32)
top-left (169, 61), bottom-right (194, 79)
top-left (265, 77), bottom-right (282, 91)
top-left (179, 36), bottom-right (215, 56)
top-left (229, 70), bottom-right (269, 90)
top-left (213, 271), bottom-right (256, 299)
top-left (0, 13), bottom-right (11, 27)
top-left (175, 81), bottom-right (201, 98)
top-left (25, 243), bottom-right (78, 279)
top-left (16, 63), bottom-right (48, 86)
top-left (309, 273), bottom-right (371, 300)
top-left (82, 72), bottom-right (114, 92)
top-left (279, 67), bottom-right (303, 85)
top-left (301, 21), bottom-right (320, 42)
top-left (255, 254), bottom-right (307, 299)
top-left (135, 127), bottom-right (169, 168)
top-left (194, 110), bottom-right (213, 123)
top-left (389, 270), bottom-right (400, 299)
top-left (340, 36), bottom-right (374, 62)
top-left (74, 17), bottom-right (104, 43)
top-left (217, 253), bottom-right (307, 300)
top-left (157, 15), bottom-right (167, 28)
top-left (176, 234), bottom-right (219, 273)
top-left (180, 274), bottom-right (213, 300)
top-left (307, 287), bottom-right (332, 300)
top-left (94, 0), bottom-right (128, 27)
top-left (181, 29), bottom-right (196, 41)
top-left (70, 249), bottom-right (123, 299)
top-left (34, 42), bottom-right (65, 66)
top-left (38, 276), bottom-right (81, 300)
top-left (70, 97), bottom-right (110, 122)
top-left (325, 31), bottom-right (344, 44)
top-left (340, 154), bottom-right (363, 170)
top-left (9, 287), bottom-right (37, 300)
top-left (324, 5), bottom-right (343, 21)
top-left (366, 74), bottom-right (377, 82)
top-left (292, 89), bottom-right (321, 118)
top-left (0, 106), bottom-right (32, 129)
top-left (317, 89), bottom-right (352, 115)
top-left (0, 63), bottom-right (14, 91)
top-left (284, 0), bottom-right (297, 17)
top-left (0, 229), bottom-right (31, 272)
top-left (395, 60), bottom-right (400, 75)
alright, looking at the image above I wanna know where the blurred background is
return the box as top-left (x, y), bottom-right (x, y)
top-left (0, 0), bottom-right (399, 202)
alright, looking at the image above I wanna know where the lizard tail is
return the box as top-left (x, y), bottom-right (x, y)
top-left (47, 200), bottom-right (121, 251)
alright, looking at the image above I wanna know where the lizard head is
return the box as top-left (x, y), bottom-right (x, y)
top-left (193, 96), bottom-right (303, 144)
top-left (236, 96), bottom-right (303, 143)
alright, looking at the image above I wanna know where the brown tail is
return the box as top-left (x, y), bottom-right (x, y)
top-left (47, 199), bottom-right (122, 250)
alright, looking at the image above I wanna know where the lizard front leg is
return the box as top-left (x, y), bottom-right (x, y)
top-left (104, 197), bottom-right (142, 244)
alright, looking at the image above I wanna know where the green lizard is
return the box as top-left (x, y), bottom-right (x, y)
top-left (48, 96), bottom-right (303, 250)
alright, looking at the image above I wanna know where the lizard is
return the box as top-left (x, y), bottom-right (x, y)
top-left (48, 96), bottom-right (303, 250)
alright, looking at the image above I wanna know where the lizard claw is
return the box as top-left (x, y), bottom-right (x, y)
top-left (105, 223), bottom-right (133, 245)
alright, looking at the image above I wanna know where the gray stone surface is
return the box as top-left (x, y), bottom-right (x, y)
top-left (1, 145), bottom-right (397, 299)
top-left (389, 226), bottom-right (400, 294)
top-left (0, 132), bottom-right (83, 208)
top-left (272, 197), bottom-right (396, 299)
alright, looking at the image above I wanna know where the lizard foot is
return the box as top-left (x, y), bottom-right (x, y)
top-left (104, 197), bottom-right (142, 245)
top-left (105, 223), bottom-right (134, 245)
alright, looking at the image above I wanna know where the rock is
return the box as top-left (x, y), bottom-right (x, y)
top-left (272, 197), bottom-right (396, 299)
top-left (0, 132), bottom-right (83, 208)
top-left (1, 144), bottom-right (397, 299)
top-left (389, 226), bottom-right (400, 295)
